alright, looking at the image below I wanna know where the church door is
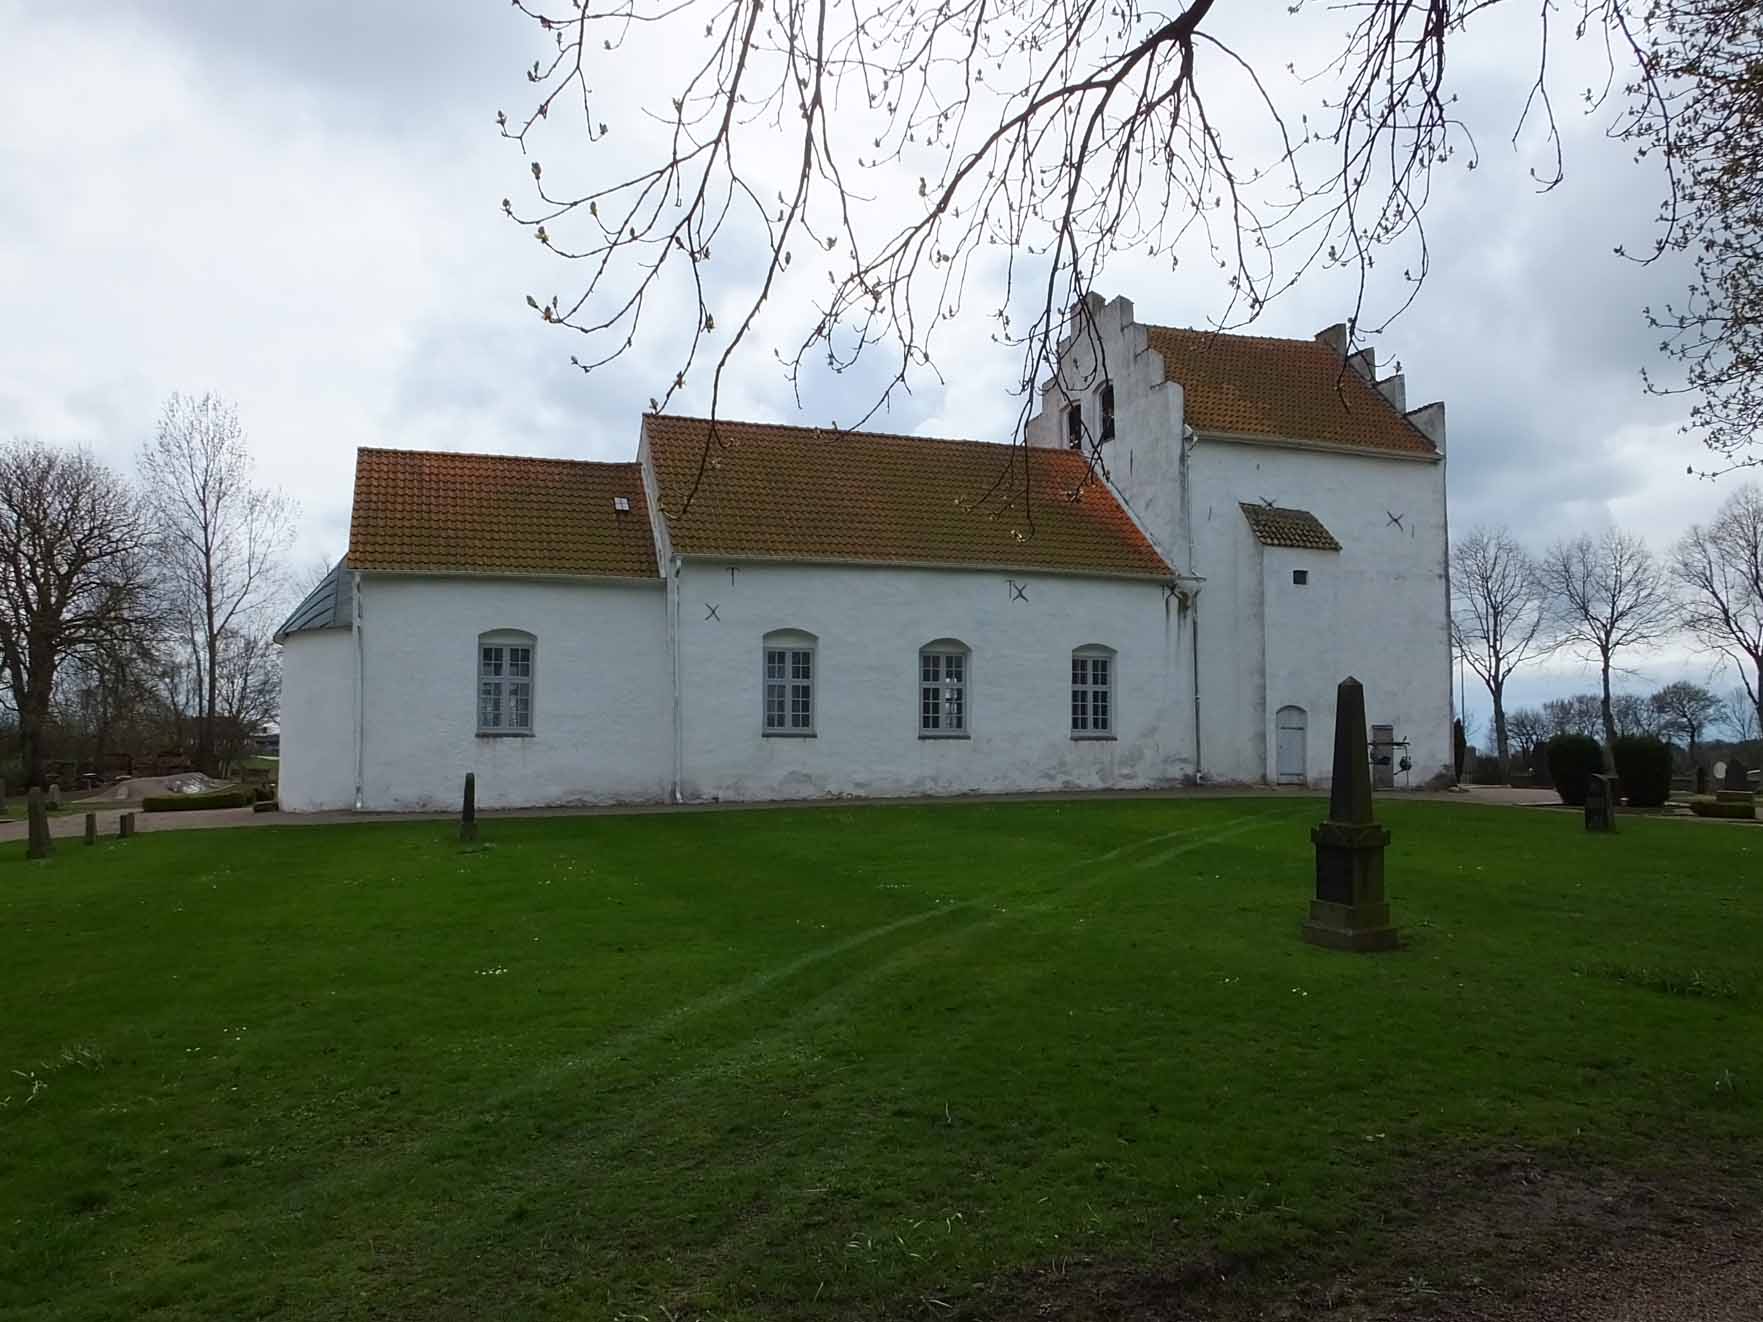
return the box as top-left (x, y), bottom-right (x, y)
top-left (1275, 706), bottom-right (1307, 785)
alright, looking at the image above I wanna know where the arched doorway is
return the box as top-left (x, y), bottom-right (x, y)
top-left (1276, 706), bottom-right (1307, 785)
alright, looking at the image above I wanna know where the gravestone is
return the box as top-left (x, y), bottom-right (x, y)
top-left (460, 772), bottom-right (479, 845)
top-left (1695, 765), bottom-right (1709, 795)
top-left (47, 782), bottom-right (61, 810)
top-left (1370, 723), bottom-right (1396, 790)
top-left (26, 787), bottom-right (54, 860)
top-left (119, 811), bottom-right (136, 839)
top-left (1302, 677), bottom-right (1398, 952)
top-left (83, 813), bottom-right (97, 846)
top-left (1726, 759), bottom-right (1751, 791)
top-left (1585, 773), bottom-right (1617, 832)
top-left (0, 777), bottom-right (7, 813)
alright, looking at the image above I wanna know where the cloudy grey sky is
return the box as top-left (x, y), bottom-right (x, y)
top-left (0, 1), bottom-right (1750, 733)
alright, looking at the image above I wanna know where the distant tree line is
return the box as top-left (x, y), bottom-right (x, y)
top-left (1452, 484), bottom-right (1763, 779)
top-left (0, 395), bottom-right (295, 789)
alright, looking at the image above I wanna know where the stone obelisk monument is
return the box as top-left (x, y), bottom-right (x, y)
top-left (1301, 676), bottom-right (1398, 952)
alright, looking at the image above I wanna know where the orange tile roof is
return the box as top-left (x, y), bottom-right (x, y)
top-left (348, 448), bottom-right (659, 578)
top-left (1239, 502), bottom-right (1342, 551)
top-left (645, 414), bottom-right (1174, 579)
top-left (1146, 326), bottom-right (1438, 456)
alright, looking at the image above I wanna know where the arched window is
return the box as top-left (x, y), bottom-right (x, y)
top-left (762, 628), bottom-right (817, 735)
top-left (1070, 644), bottom-right (1116, 737)
top-left (478, 629), bottom-right (536, 734)
top-left (919, 639), bottom-right (970, 737)
top-left (1099, 380), bottom-right (1116, 442)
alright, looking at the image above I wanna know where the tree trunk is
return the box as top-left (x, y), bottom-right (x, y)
top-left (1492, 682), bottom-right (1510, 778)
top-left (1599, 659), bottom-right (1618, 752)
top-left (20, 684), bottom-right (52, 789)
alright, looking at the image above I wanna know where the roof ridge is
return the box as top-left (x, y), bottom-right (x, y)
top-left (1147, 323), bottom-right (1340, 350)
top-left (645, 412), bottom-right (1050, 458)
top-left (355, 445), bottom-right (641, 470)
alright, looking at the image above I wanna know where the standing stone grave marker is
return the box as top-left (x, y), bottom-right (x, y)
top-left (47, 782), bottom-right (61, 810)
top-left (83, 813), bottom-right (97, 846)
top-left (1302, 676), bottom-right (1398, 952)
top-left (26, 787), bottom-right (54, 860)
top-left (460, 772), bottom-right (479, 845)
top-left (1726, 759), bottom-right (1751, 791)
top-left (119, 811), bottom-right (136, 839)
top-left (1585, 773), bottom-right (1617, 833)
top-left (0, 777), bottom-right (8, 814)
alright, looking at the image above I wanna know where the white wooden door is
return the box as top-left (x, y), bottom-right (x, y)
top-left (1276, 706), bottom-right (1307, 784)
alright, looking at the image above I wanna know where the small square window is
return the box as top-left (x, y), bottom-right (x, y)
top-left (1292, 569), bottom-right (1309, 586)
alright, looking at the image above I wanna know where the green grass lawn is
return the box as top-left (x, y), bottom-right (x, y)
top-left (2, 800), bottom-right (1759, 1320)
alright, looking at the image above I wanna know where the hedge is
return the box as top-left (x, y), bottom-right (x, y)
top-left (142, 788), bottom-right (255, 813)
top-left (1612, 735), bottom-right (1673, 808)
top-left (1547, 734), bottom-right (1604, 806)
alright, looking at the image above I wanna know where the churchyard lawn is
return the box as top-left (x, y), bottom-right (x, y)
top-left (3, 800), bottom-right (1760, 1319)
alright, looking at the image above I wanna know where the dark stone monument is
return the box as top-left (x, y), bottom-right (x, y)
top-left (1726, 759), bottom-right (1751, 791)
top-left (460, 772), bottom-right (479, 845)
top-left (83, 812), bottom-right (97, 846)
top-left (1695, 764), bottom-right (1709, 795)
top-left (119, 811), bottom-right (136, 839)
top-left (26, 787), bottom-right (54, 860)
top-left (0, 777), bottom-right (8, 814)
top-left (1585, 773), bottom-right (1617, 832)
top-left (1302, 677), bottom-right (1398, 952)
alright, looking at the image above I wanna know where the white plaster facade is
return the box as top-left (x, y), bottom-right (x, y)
top-left (1023, 294), bottom-right (1454, 786)
top-left (279, 291), bottom-right (1453, 809)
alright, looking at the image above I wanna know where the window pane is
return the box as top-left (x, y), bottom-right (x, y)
top-left (790, 682), bottom-right (812, 728)
top-left (765, 681), bottom-right (786, 728)
top-left (508, 647), bottom-right (532, 678)
top-left (922, 685), bottom-right (940, 729)
top-left (480, 681), bottom-right (502, 729)
top-left (1093, 688), bottom-right (1110, 731)
top-left (945, 686), bottom-right (964, 730)
top-left (1072, 688), bottom-right (1088, 730)
top-left (1091, 657), bottom-right (1110, 687)
top-left (792, 650), bottom-right (812, 681)
top-left (765, 649), bottom-right (785, 681)
top-left (510, 681), bottom-right (532, 729)
top-left (481, 646), bottom-right (504, 678)
top-left (921, 654), bottom-right (940, 684)
top-left (945, 653), bottom-right (963, 684)
top-left (1072, 656), bottom-right (1088, 686)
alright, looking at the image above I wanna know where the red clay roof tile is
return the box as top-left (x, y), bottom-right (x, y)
top-left (1147, 326), bottom-right (1437, 456)
top-left (348, 448), bottom-right (658, 578)
top-left (645, 414), bottom-right (1173, 579)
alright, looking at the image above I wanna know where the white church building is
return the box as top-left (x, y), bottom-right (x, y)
top-left (277, 295), bottom-right (1454, 811)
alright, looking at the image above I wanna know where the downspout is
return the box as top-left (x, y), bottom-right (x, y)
top-left (351, 570), bottom-right (365, 811)
top-left (1180, 424), bottom-right (1202, 779)
top-left (669, 554), bottom-right (684, 803)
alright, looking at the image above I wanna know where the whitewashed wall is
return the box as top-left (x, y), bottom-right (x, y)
top-left (356, 575), bottom-right (673, 810)
top-left (673, 561), bottom-right (1193, 801)
top-left (1190, 441), bottom-right (1453, 785)
top-left (1025, 292), bottom-right (1454, 786)
top-left (278, 629), bottom-right (357, 811)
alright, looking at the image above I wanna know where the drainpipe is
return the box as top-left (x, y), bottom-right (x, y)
top-left (351, 569), bottom-right (365, 811)
top-left (1180, 425), bottom-right (1202, 779)
top-left (669, 554), bottom-right (684, 803)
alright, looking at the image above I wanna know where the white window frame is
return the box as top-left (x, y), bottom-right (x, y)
top-left (918, 640), bottom-right (971, 738)
top-left (762, 629), bottom-right (817, 737)
top-left (477, 629), bottom-right (536, 736)
top-left (1070, 644), bottom-right (1116, 739)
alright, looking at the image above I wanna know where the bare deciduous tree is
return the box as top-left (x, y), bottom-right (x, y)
top-left (1450, 526), bottom-right (1553, 776)
top-left (1507, 706), bottom-right (1547, 764)
top-left (138, 394), bottom-right (295, 775)
top-left (1543, 693), bottom-right (1605, 739)
top-left (1540, 529), bottom-right (1677, 749)
top-left (499, 0), bottom-right (1748, 486)
top-left (0, 440), bottom-right (152, 787)
top-left (1672, 483), bottom-right (1763, 743)
top-left (1649, 679), bottom-right (1722, 765)
top-left (1725, 684), bottom-right (1761, 744)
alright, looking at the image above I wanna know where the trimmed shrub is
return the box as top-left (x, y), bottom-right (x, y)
top-left (142, 788), bottom-right (254, 813)
top-left (1613, 736), bottom-right (1673, 807)
top-left (1469, 754), bottom-right (1506, 786)
top-left (1547, 734), bottom-right (1604, 806)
